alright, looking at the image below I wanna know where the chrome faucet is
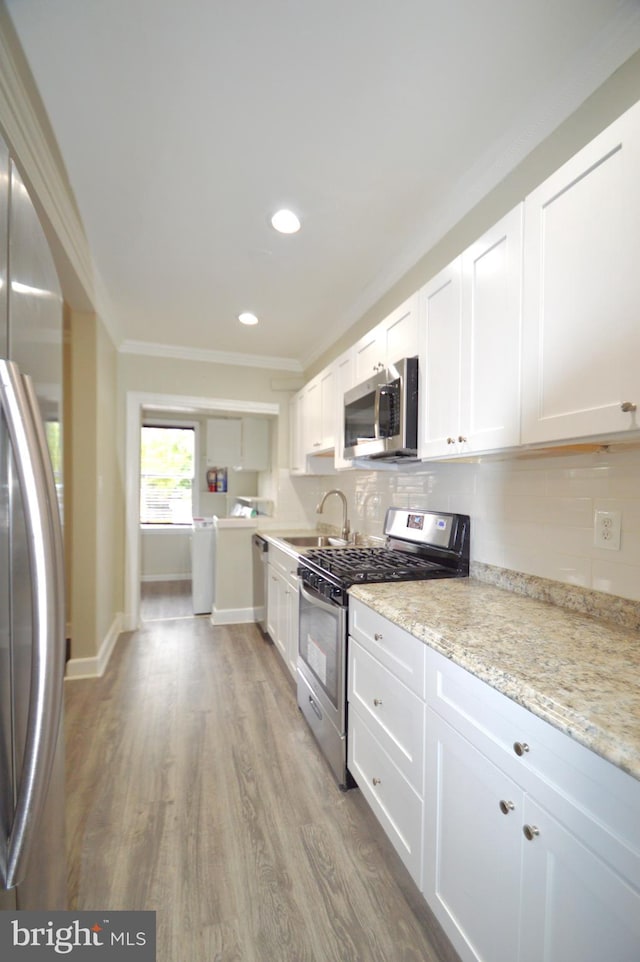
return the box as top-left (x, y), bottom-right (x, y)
top-left (316, 489), bottom-right (351, 541)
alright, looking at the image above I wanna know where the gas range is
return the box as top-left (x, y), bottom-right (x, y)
top-left (298, 508), bottom-right (470, 606)
top-left (296, 507), bottom-right (470, 788)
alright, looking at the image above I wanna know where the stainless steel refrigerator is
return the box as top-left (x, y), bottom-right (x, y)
top-left (0, 133), bottom-right (67, 909)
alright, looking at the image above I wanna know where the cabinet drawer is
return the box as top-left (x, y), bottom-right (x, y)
top-left (426, 646), bottom-right (640, 885)
top-left (349, 599), bottom-right (425, 697)
top-left (348, 705), bottom-right (423, 887)
top-left (268, 542), bottom-right (299, 580)
top-left (349, 638), bottom-right (425, 793)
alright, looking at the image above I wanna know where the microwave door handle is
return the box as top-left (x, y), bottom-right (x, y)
top-left (374, 385), bottom-right (382, 438)
top-left (0, 360), bottom-right (65, 890)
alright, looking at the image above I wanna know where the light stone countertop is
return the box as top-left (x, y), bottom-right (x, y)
top-left (348, 578), bottom-right (640, 782)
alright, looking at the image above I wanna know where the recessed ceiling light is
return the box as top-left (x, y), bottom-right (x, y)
top-left (271, 208), bottom-right (301, 234)
top-left (238, 311), bottom-right (259, 326)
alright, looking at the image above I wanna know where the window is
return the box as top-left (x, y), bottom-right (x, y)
top-left (140, 424), bottom-right (195, 525)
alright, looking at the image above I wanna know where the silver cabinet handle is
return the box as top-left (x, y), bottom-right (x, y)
top-left (621, 401), bottom-right (637, 413)
top-left (0, 360), bottom-right (65, 890)
top-left (499, 800), bottom-right (515, 815)
top-left (373, 698), bottom-right (383, 707)
top-left (374, 632), bottom-right (383, 641)
top-left (458, 435), bottom-right (467, 443)
top-left (447, 437), bottom-right (456, 444)
top-left (523, 824), bottom-right (540, 841)
top-left (513, 741), bottom-right (530, 757)
top-left (372, 777), bottom-right (381, 787)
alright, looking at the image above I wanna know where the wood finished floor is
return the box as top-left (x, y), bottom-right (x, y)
top-left (140, 579), bottom-right (193, 621)
top-left (65, 596), bottom-right (460, 962)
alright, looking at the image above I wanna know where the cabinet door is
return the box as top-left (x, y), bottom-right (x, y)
top-left (302, 378), bottom-right (322, 455)
top-left (521, 101), bottom-right (640, 443)
top-left (385, 293), bottom-right (419, 365)
top-left (519, 796), bottom-right (640, 962)
top-left (206, 418), bottom-right (241, 466)
top-left (319, 365), bottom-right (336, 450)
top-left (424, 709), bottom-right (522, 962)
top-left (419, 258), bottom-right (463, 458)
top-left (354, 323), bottom-right (384, 381)
top-left (460, 205), bottom-right (523, 453)
top-left (334, 348), bottom-right (354, 470)
top-left (285, 573), bottom-right (299, 679)
top-left (240, 418), bottom-right (269, 471)
top-left (266, 567), bottom-right (286, 660)
top-left (289, 393), bottom-right (305, 475)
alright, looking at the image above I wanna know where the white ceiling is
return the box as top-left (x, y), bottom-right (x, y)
top-left (6, 0), bottom-right (640, 370)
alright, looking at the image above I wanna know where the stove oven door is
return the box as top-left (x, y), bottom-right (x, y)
top-left (297, 580), bottom-right (347, 785)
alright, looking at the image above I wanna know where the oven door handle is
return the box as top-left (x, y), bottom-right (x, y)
top-left (298, 578), bottom-right (343, 615)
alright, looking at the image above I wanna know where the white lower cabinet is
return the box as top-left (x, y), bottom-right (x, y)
top-left (348, 604), bottom-right (426, 888)
top-left (424, 710), bottom-right (523, 962)
top-left (424, 646), bottom-right (640, 962)
top-left (349, 599), bottom-right (640, 962)
top-left (266, 543), bottom-right (299, 679)
top-left (519, 795), bottom-right (640, 962)
top-left (348, 705), bottom-right (424, 886)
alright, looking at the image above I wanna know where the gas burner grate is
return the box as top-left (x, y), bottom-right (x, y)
top-left (304, 546), bottom-right (446, 583)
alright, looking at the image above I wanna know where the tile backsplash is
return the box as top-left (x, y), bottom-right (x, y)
top-left (272, 447), bottom-right (640, 603)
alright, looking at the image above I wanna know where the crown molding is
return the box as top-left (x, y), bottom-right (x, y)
top-left (118, 338), bottom-right (303, 373)
top-left (0, 3), bottom-right (95, 312)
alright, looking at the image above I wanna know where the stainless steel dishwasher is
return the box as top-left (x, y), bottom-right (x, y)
top-left (251, 534), bottom-right (269, 633)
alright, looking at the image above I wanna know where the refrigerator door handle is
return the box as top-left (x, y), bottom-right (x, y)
top-left (0, 360), bottom-right (65, 890)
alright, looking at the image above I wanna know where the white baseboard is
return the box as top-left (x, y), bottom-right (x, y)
top-left (141, 573), bottom-right (191, 583)
top-left (65, 613), bottom-right (123, 680)
top-left (210, 606), bottom-right (257, 626)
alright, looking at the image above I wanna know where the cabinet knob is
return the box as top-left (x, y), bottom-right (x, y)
top-left (513, 741), bottom-right (530, 757)
top-left (621, 401), bottom-right (637, 413)
top-left (373, 698), bottom-right (383, 708)
top-left (374, 632), bottom-right (383, 641)
top-left (372, 777), bottom-right (381, 787)
top-left (446, 437), bottom-right (456, 444)
top-left (458, 435), bottom-right (467, 443)
top-left (499, 799), bottom-right (515, 815)
top-left (523, 824), bottom-right (540, 842)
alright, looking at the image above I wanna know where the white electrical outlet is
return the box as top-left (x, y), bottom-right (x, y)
top-left (593, 509), bottom-right (621, 550)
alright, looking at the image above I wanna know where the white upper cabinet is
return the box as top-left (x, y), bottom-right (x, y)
top-left (419, 258), bottom-right (464, 458)
top-left (237, 417), bottom-right (270, 471)
top-left (334, 346), bottom-right (355, 470)
top-left (420, 206), bottom-right (523, 460)
top-left (206, 417), bottom-right (269, 470)
top-left (206, 418), bottom-right (241, 466)
top-left (461, 206), bottom-right (523, 454)
top-left (521, 100), bottom-right (640, 444)
top-left (300, 361), bottom-right (337, 456)
top-left (353, 293), bottom-right (419, 382)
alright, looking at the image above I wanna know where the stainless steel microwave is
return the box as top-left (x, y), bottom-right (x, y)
top-left (343, 356), bottom-right (419, 461)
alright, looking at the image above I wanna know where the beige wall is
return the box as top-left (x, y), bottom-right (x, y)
top-left (118, 352), bottom-right (294, 469)
top-left (95, 319), bottom-right (122, 642)
top-left (66, 310), bottom-right (122, 662)
top-left (68, 310), bottom-right (98, 660)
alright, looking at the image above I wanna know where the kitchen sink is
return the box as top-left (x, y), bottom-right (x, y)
top-left (284, 535), bottom-right (348, 548)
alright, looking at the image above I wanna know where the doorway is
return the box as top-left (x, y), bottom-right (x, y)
top-left (124, 390), bottom-right (279, 631)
